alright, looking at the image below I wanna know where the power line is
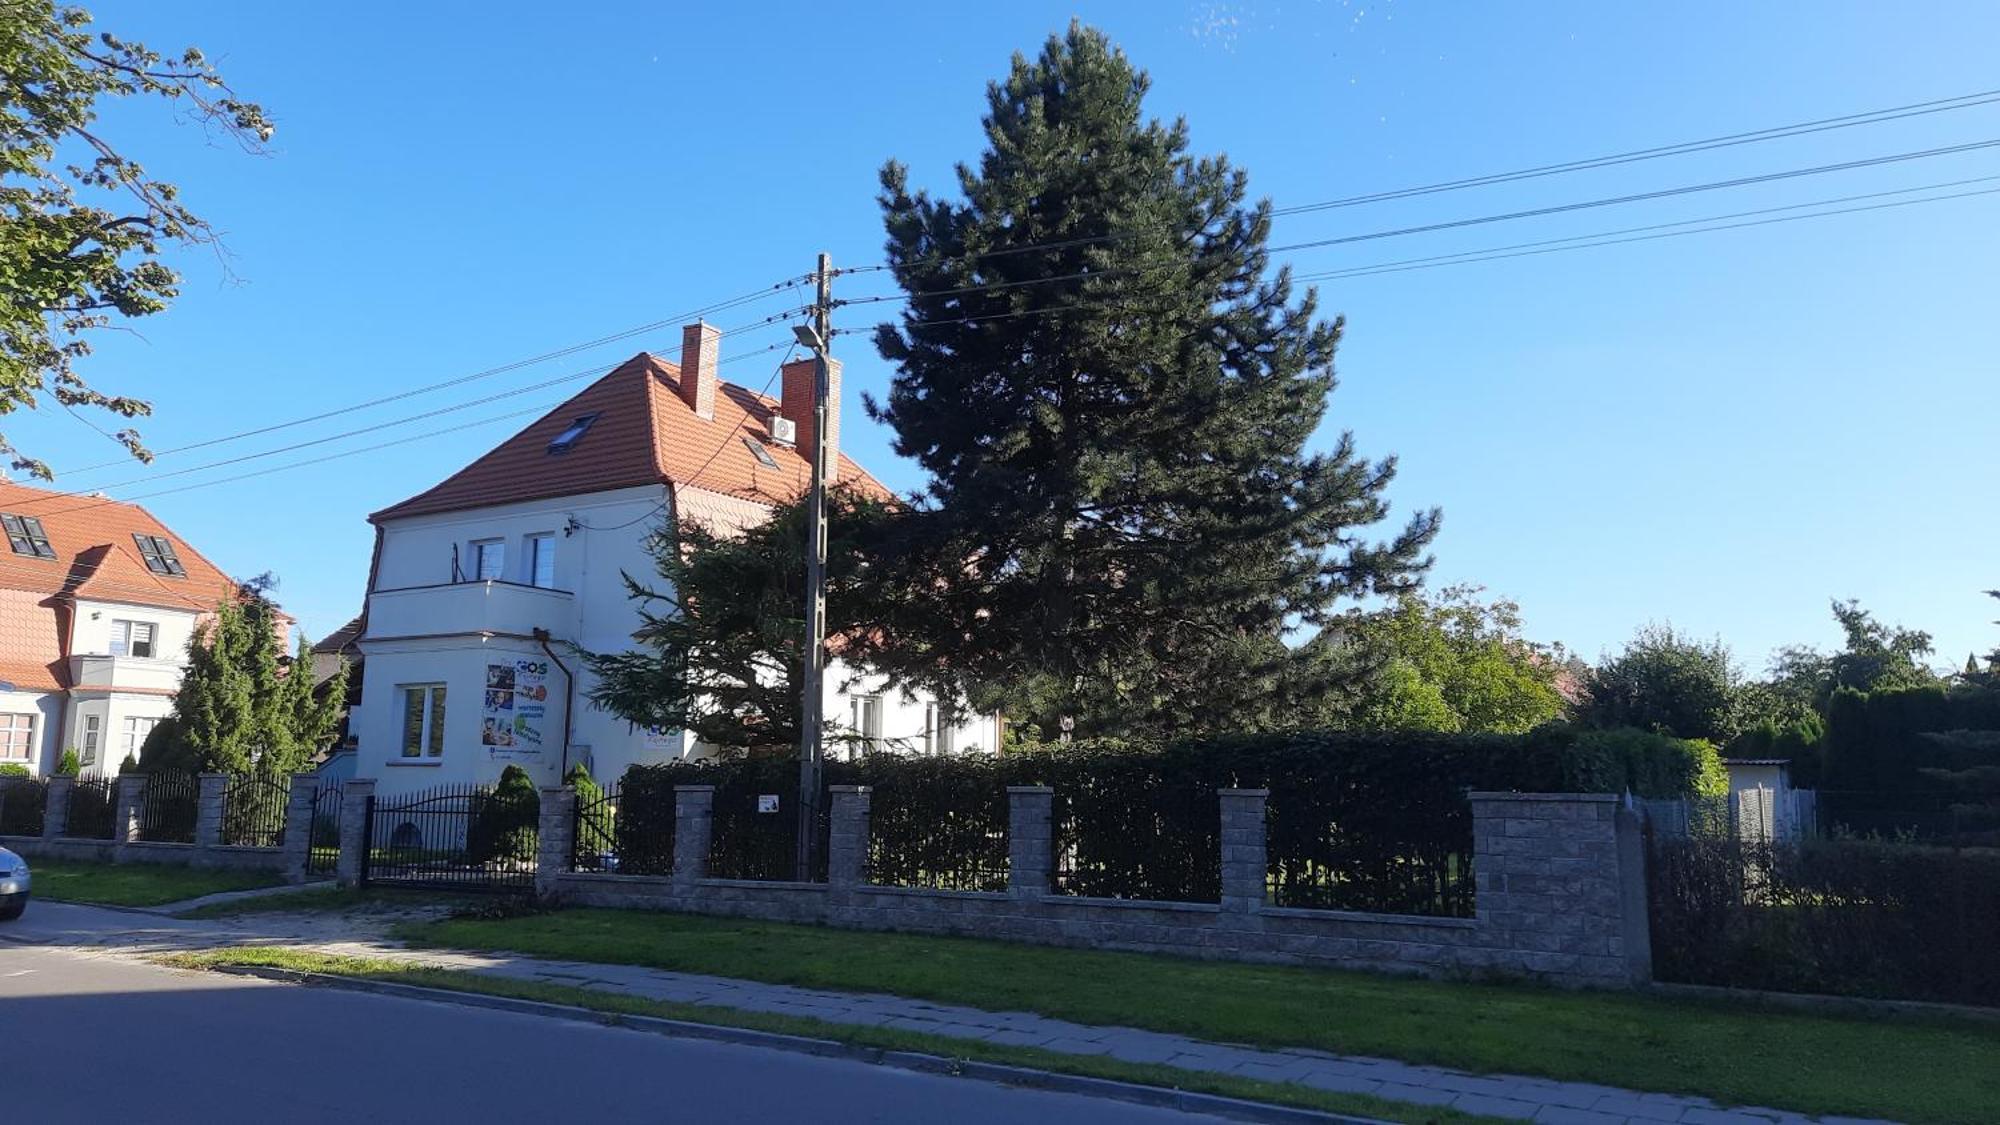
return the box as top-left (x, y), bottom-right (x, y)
top-left (835, 87), bottom-right (2000, 276)
top-left (56, 277), bottom-right (812, 476)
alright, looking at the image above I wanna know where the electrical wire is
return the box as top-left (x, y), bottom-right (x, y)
top-left (56, 276), bottom-right (813, 476)
top-left (834, 87), bottom-right (2000, 276)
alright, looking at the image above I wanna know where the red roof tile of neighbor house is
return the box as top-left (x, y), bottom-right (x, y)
top-left (370, 350), bottom-right (892, 524)
top-left (0, 479), bottom-right (240, 614)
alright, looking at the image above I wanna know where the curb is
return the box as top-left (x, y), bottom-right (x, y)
top-left (196, 963), bottom-right (1386, 1125)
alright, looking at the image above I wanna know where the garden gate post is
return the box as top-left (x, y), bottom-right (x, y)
top-left (195, 773), bottom-right (228, 849)
top-left (335, 778), bottom-right (376, 888)
top-left (1470, 792), bottom-right (1644, 985)
top-left (535, 785), bottom-right (576, 899)
top-left (1218, 788), bottom-right (1270, 915)
top-left (1614, 804), bottom-right (1653, 984)
top-left (280, 773), bottom-right (319, 883)
top-left (42, 775), bottom-right (73, 840)
top-left (114, 774), bottom-right (148, 850)
top-left (1006, 786), bottom-right (1053, 898)
top-left (672, 785), bottom-right (714, 891)
top-left (828, 785), bottom-right (871, 889)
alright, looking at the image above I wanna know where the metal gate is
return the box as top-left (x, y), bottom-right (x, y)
top-left (305, 782), bottom-right (343, 878)
top-left (361, 783), bottom-right (535, 892)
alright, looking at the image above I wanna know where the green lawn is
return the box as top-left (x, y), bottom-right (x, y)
top-left (29, 860), bottom-right (287, 907)
top-left (164, 947), bottom-right (1503, 1125)
top-left (392, 907), bottom-right (2000, 1125)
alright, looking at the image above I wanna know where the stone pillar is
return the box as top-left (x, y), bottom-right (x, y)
top-left (1006, 785), bottom-right (1053, 898)
top-left (1218, 788), bottom-right (1269, 915)
top-left (115, 774), bottom-right (148, 847)
top-left (1470, 791), bottom-right (1639, 987)
top-left (195, 773), bottom-right (228, 850)
top-left (828, 785), bottom-right (872, 888)
top-left (536, 786), bottom-right (576, 900)
top-left (42, 775), bottom-right (73, 840)
top-left (335, 777), bottom-right (376, 888)
top-left (280, 774), bottom-right (319, 883)
top-left (672, 785), bottom-right (714, 891)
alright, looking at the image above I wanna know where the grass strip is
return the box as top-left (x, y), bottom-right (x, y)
top-left (28, 860), bottom-right (285, 907)
top-left (389, 907), bottom-right (2000, 1125)
top-left (162, 947), bottom-right (1502, 1125)
top-left (174, 886), bottom-right (473, 919)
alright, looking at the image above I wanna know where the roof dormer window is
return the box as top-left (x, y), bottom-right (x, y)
top-left (742, 435), bottom-right (779, 469)
top-left (133, 533), bottom-right (186, 577)
top-left (2, 513), bottom-right (54, 558)
top-left (546, 413), bottom-right (600, 455)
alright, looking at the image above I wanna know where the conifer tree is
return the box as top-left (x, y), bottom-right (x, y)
top-left (864, 24), bottom-right (1437, 738)
top-left (158, 579), bottom-right (344, 775)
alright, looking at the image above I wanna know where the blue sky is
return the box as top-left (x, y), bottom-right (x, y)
top-left (13, 1), bottom-right (1998, 674)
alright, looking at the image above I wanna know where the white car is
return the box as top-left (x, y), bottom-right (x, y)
top-left (0, 846), bottom-right (28, 921)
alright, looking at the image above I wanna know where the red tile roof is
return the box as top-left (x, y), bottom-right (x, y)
top-left (371, 353), bottom-right (890, 523)
top-left (0, 480), bottom-right (240, 613)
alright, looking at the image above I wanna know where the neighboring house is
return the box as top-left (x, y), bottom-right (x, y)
top-left (350, 323), bottom-right (999, 796)
top-left (310, 614), bottom-right (365, 780)
top-left (0, 480), bottom-right (242, 776)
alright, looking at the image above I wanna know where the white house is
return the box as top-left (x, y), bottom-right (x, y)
top-left (0, 480), bottom-right (246, 776)
top-left (348, 323), bottom-right (999, 796)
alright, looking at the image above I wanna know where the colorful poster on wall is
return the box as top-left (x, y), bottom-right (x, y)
top-left (483, 659), bottom-right (551, 761)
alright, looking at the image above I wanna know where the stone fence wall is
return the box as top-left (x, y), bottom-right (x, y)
top-left (0, 773), bottom-right (320, 880)
top-left (543, 784), bottom-right (1652, 989)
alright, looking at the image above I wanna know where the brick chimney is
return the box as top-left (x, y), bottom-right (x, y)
top-left (781, 355), bottom-right (841, 484)
top-left (677, 321), bottom-right (720, 419)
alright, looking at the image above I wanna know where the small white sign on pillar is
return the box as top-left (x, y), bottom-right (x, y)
top-left (757, 794), bottom-right (780, 814)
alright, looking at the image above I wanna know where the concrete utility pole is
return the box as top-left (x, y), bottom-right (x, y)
top-left (794, 252), bottom-right (833, 881)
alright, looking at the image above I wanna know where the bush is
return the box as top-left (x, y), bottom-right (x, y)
top-left (0, 763), bottom-right (27, 778)
top-left (566, 764), bottom-right (615, 864)
top-left (55, 748), bottom-right (81, 776)
top-left (466, 765), bottom-right (540, 864)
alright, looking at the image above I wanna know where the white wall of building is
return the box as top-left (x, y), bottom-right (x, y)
top-left (0, 689), bottom-right (60, 775)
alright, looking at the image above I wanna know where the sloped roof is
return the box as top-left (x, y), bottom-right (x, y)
top-left (0, 479), bottom-right (240, 613)
top-left (314, 614), bottom-right (365, 655)
top-left (371, 352), bottom-right (889, 523)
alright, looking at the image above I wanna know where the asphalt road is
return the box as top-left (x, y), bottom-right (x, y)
top-left (0, 924), bottom-right (1232, 1124)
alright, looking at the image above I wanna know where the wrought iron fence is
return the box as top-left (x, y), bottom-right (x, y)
top-left (867, 760), bottom-right (1008, 892)
top-left (138, 771), bottom-right (198, 843)
top-left (306, 782), bottom-right (342, 876)
top-left (1266, 783), bottom-right (1475, 917)
top-left (364, 783), bottom-right (536, 891)
top-left (65, 775), bottom-right (117, 839)
top-left (1051, 771), bottom-right (1219, 903)
top-left (222, 774), bottom-right (290, 848)
top-left (709, 764), bottom-right (830, 883)
top-left (0, 777), bottom-right (47, 836)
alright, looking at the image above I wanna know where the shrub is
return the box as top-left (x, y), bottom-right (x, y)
top-left (55, 748), bottom-right (81, 776)
top-left (0, 763), bottom-right (27, 778)
top-left (566, 764), bottom-right (615, 863)
top-left (466, 765), bottom-right (539, 864)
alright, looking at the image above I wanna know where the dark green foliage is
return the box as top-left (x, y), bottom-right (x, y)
top-left (585, 484), bottom-right (903, 752)
top-left (63, 775), bottom-right (116, 838)
top-left (54, 747), bottom-right (80, 776)
top-left (0, 774), bottom-right (47, 835)
top-left (1581, 624), bottom-right (1739, 743)
top-left (862, 24), bottom-right (1437, 739)
top-left (1818, 684), bottom-right (2000, 841)
top-left (170, 583), bottom-right (344, 777)
top-left (0, 763), bottom-right (27, 778)
top-left (137, 714), bottom-right (199, 775)
top-left (1648, 834), bottom-right (2000, 1006)
top-left (466, 765), bottom-right (539, 865)
top-left (862, 755), bottom-right (1010, 892)
top-left (624, 756), bottom-right (842, 882)
top-left (565, 765), bottom-right (615, 866)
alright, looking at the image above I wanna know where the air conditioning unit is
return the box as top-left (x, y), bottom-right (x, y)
top-left (768, 416), bottom-right (798, 446)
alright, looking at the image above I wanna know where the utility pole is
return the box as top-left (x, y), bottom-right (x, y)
top-left (794, 252), bottom-right (833, 881)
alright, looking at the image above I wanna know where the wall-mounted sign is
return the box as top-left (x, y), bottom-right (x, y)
top-left (757, 794), bottom-right (779, 814)
top-left (483, 659), bottom-right (551, 761)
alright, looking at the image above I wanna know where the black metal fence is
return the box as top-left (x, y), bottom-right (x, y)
top-left (1051, 770), bottom-right (1220, 903)
top-left (1266, 784), bottom-right (1475, 917)
top-left (867, 762), bottom-right (1008, 892)
top-left (709, 767), bottom-right (830, 883)
top-left (65, 775), bottom-right (117, 839)
top-left (364, 783), bottom-right (536, 891)
top-left (0, 777), bottom-right (47, 836)
top-left (222, 774), bottom-right (290, 848)
top-left (307, 782), bottom-right (342, 876)
top-left (138, 771), bottom-right (198, 843)
top-left (1646, 827), bottom-right (2000, 1006)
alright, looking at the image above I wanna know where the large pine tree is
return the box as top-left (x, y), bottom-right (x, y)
top-left (863, 24), bottom-right (1437, 738)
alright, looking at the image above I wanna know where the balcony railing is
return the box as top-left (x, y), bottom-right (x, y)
top-left (364, 580), bottom-right (575, 642)
top-left (68, 654), bottom-right (181, 692)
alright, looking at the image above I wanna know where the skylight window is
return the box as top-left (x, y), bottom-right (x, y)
top-left (546, 413), bottom-right (600, 455)
top-left (742, 435), bottom-right (779, 469)
top-left (132, 533), bottom-right (186, 577)
top-left (2, 513), bottom-right (54, 559)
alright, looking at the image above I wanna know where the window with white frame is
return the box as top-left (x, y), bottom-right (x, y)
top-left (528, 533), bottom-right (556, 589)
top-left (82, 714), bottom-right (100, 766)
top-left (923, 704), bottom-right (956, 756)
top-left (400, 684), bottom-right (447, 758)
top-left (849, 694), bottom-right (883, 756)
top-left (0, 712), bottom-right (32, 761)
top-left (472, 539), bottom-right (504, 581)
top-left (121, 716), bottom-right (158, 758)
top-left (110, 619), bottom-right (157, 658)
